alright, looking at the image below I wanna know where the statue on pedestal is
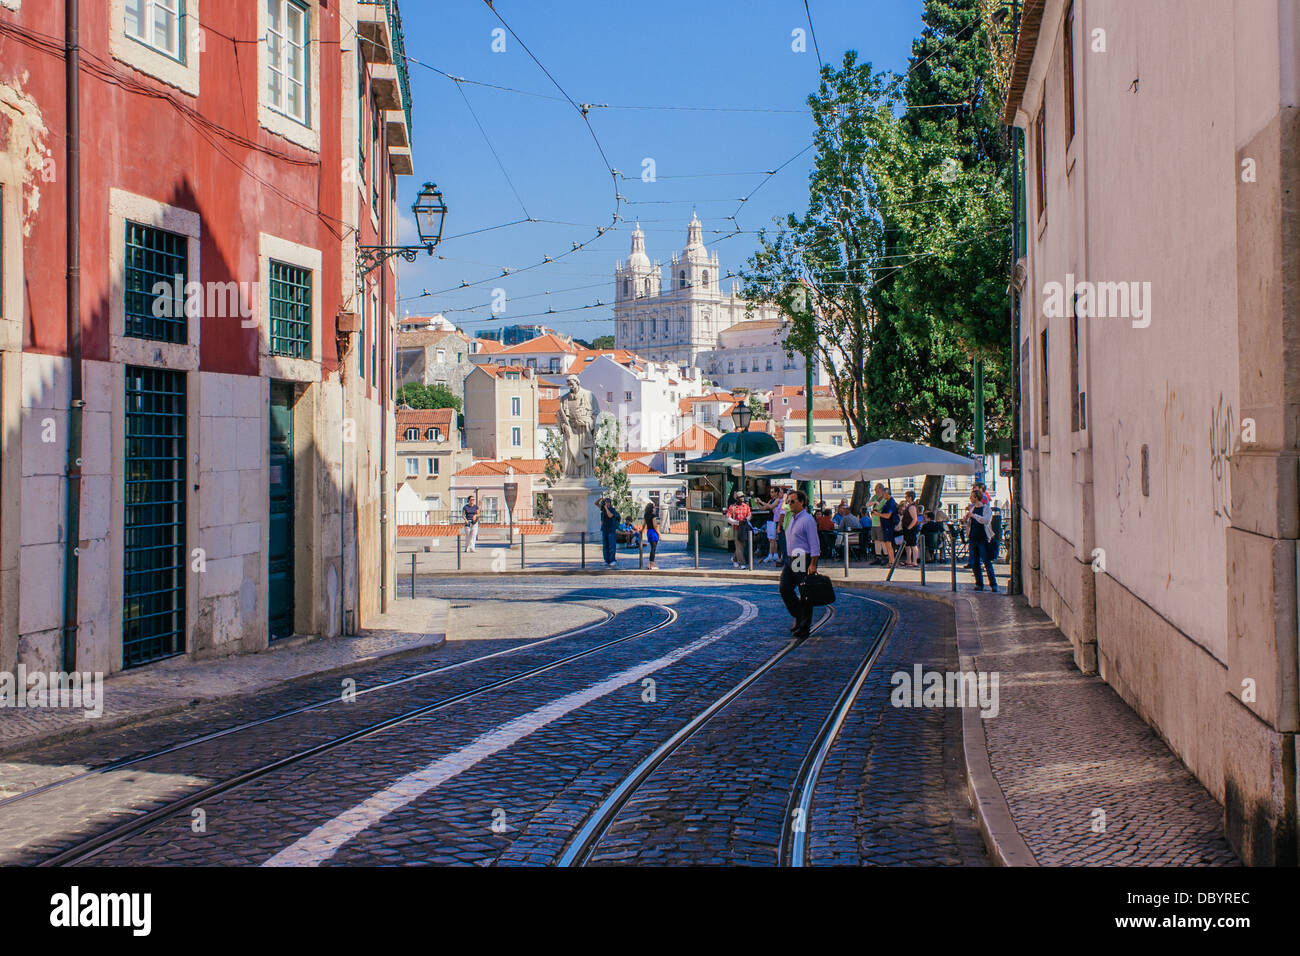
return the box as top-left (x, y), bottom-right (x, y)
top-left (558, 375), bottom-right (599, 480)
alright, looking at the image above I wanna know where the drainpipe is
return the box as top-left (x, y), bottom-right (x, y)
top-left (61, 0), bottom-right (83, 673)
top-left (1008, 0), bottom-right (1024, 596)
top-left (379, 259), bottom-right (389, 616)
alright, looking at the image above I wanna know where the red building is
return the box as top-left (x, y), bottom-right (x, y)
top-left (0, 0), bottom-right (416, 674)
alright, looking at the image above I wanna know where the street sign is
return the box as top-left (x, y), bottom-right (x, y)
top-left (503, 482), bottom-right (519, 512)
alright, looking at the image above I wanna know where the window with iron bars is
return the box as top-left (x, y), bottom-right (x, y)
top-left (125, 220), bottom-right (188, 343)
top-left (268, 259), bottom-right (312, 358)
top-left (123, 366), bottom-right (187, 669)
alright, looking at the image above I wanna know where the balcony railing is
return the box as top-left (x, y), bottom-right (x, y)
top-left (360, 0), bottom-right (414, 135)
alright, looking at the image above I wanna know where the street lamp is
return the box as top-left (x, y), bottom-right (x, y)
top-left (731, 402), bottom-right (753, 566)
top-left (358, 182), bottom-right (448, 276)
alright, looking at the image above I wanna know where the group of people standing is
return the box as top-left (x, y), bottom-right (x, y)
top-left (598, 496), bottom-right (661, 570)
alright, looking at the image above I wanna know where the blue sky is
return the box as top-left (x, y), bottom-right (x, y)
top-left (393, 0), bottom-right (925, 341)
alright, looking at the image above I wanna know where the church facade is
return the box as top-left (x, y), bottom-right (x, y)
top-left (614, 215), bottom-right (783, 367)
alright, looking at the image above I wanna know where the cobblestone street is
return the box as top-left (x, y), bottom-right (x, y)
top-left (0, 577), bottom-right (989, 867)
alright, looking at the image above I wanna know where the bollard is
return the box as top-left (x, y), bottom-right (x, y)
top-left (693, 529), bottom-right (700, 569)
top-left (886, 537), bottom-right (904, 582)
top-left (844, 533), bottom-right (850, 579)
top-left (581, 531), bottom-right (586, 570)
top-left (639, 535), bottom-right (644, 569)
top-left (520, 533), bottom-right (526, 569)
top-left (920, 539), bottom-right (926, 587)
top-left (950, 529), bottom-right (958, 592)
top-left (748, 525), bottom-right (754, 572)
top-left (410, 552), bottom-right (416, 598)
top-left (457, 532), bottom-right (462, 571)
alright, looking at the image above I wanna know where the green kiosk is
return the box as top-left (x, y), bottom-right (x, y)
top-left (683, 428), bottom-right (782, 552)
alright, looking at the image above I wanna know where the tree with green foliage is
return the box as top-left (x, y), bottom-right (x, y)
top-left (395, 381), bottom-right (462, 412)
top-left (594, 413), bottom-right (636, 521)
top-left (589, 334), bottom-right (616, 350)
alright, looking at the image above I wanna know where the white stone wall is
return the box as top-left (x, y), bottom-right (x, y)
top-left (194, 372), bottom-right (267, 657)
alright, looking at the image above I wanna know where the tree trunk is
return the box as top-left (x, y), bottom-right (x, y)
top-left (920, 475), bottom-right (944, 516)
top-left (850, 479), bottom-right (871, 516)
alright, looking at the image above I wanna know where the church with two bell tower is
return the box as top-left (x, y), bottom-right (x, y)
top-left (614, 213), bottom-right (782, 369)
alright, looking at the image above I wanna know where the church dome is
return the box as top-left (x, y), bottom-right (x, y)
top-left (625, 222), bottom-right (651, 271)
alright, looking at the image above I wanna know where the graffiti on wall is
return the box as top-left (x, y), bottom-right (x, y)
top-left (1113, 418), bottom-right (1132, 533)
top-left (1210, 393), bottom-right (1234, 521)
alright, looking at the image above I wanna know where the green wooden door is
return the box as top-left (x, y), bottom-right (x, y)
top-left (268, 382), bottom-right (295, 642)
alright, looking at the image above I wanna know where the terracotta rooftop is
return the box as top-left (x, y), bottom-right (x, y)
top-left (1001, 0), bottom-right (1047, 124)
top-left (539, 398), bottom-right (560, 425)
top-left (396, 407), bottom-right (456, 428)
top-left (787, 407), bottom-right (845, 421)
top-left (623, 460), bottom-right (664, 476)
top-left (496, 332), bottom-right (578, 355)
top-left (453, 458), bottom-right (549, 477)
top-left (472, 337), bottom-right (505, 353)
top-left (659, 424), bottom-right (720, 453)
top-left (471, 363), bottom-right (534, 378)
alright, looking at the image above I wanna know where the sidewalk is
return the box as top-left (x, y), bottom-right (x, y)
top-left (950, 590), bottom-right (1238, 866)
top-left (0, 599), bottom-right (451, 759)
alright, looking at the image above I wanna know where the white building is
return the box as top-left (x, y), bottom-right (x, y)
top-left (579, 354), bottom-right (702, 452)
top-left (698, 318), bottom-right (822, 391)
top-left (615, 215), bottom-right (784, 367)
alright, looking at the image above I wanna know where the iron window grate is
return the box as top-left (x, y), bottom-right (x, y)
top-left (125, 220), bottom-right (188, 343)
top-left (123, 366), bottom-right (187, 669)
top-left (268, 259), bottom-right (312, 359)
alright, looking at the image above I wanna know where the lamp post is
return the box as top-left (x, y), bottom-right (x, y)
top-left (357, 182), bottom-right (448, 277)
top-left (731, 402), bottom-right (753, 568)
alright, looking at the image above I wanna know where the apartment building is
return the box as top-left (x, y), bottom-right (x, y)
top-left (1006, 0), bottom-right (1299, 863)
top-left (0, 0), bottom-right (414, 673)
top-left (396, 407), bottom-right (471, 517)
top-left (463, 363), bottom-right (540, 460)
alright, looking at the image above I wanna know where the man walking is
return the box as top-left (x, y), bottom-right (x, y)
top-left (778, 490), bottom-right (820, 641)
top-left (463, 495), bottom-right (480, 553)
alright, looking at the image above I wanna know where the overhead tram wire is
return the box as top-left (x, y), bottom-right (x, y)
top-left (453, 80), bottom-right (532, 220)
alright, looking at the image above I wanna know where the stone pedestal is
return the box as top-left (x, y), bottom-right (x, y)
top-left (549, 479), bottom-right (604, 539)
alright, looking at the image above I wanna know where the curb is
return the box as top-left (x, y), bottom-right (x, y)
top-left (0, 602), bottom-right (452, 761)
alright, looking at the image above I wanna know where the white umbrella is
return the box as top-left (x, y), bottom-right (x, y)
top-left (813, 439), bottom-right (979, 482)
top-left (735, 443), bottom-right (848, 479)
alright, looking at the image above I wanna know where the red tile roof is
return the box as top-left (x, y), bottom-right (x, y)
top-left (453, 458), bottom-right (549, 477)
top-left (787, 408), bottom-right (845, 420)
top-left (496, 333), bottom-right (578, 355)
top-left (623, 460), bottom-right (664, 475)
top-left (473, 338), bottom-right (505, 353)
top-left (658, 424), bottom-right (719, 453)
top-left (396, 407), bottom-right (456, 428)
top-left (472, 363), bottom-right (534, 378)
top-left (538, 398), bottom-right (560, 425)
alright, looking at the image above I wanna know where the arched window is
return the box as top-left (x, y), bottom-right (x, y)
top-left (643, 278), bottom-right (651, 295)
top-left (623, 279), bottom-right (629, 297)
top-left (679, 270), bottom-right (686, 288)
top-left (702, 270), bottom-right (709, 288)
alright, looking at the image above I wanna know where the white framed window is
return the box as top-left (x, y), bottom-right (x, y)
top-left (625, 391), bottom-right (633, 402)
top-left (126, 0), bottom-right (185, 61)
top-left (436, 349), bottom-right (446, 363)
top-left (266, 0), bottom-right (309, 124)
top-left (674, 454), bottom-right (687, 474)
top-left (258, 0), bottom-right (319, 150)
top-left (832, 435), bottom-right (844, 447)
top-left (403, 428), bottom-right (418, 441)
top-left (511, 396), bottom-right (521, 417)
top-left (405, 457), bottom-right (419, 477)
top-left (511, 427), bottom-right (521, 447)
top-left (111, 0), bottom-right (200, 94)
top-left (427, 458), bottom-right (438, 475)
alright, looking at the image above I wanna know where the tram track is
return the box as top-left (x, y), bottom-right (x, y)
top-left (0, 596), bottom-right (622, 814)
top-left (38, 599), bottom-right (682, 867)
top-left (556, 592), bottom-right (895, 867)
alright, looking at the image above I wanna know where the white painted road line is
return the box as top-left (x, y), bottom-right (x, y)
top-left (263, 599), bottom-right (758, 867)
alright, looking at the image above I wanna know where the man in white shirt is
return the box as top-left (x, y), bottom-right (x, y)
top-left (779, 490), bottom-right (821, 640)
